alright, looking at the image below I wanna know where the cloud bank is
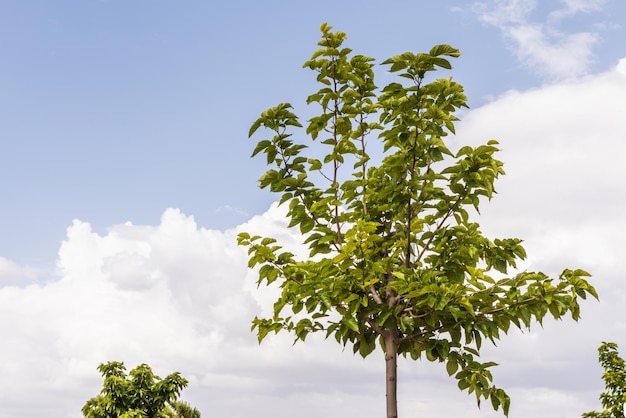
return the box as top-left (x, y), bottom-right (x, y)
top-left (1, 58), bottom-right (626, 418)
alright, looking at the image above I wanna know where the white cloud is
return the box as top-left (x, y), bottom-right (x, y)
top-left (473, 0), bottom-right (607, 80)
top-left (214, 204), bottom-right (249, 218)
top-left (475, 0), bottom-right (537, 26)
top-left (0, 256), bottom-right (37, 285)
top-left (1, 59), bottom-right (626, 417)
top-left (549, 0), bottom-right (607, 22)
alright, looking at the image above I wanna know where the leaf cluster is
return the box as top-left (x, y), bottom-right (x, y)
top-left (82, 362), bottom-right (189, 418)
top-left (583, 342), bottom-right (626, 418)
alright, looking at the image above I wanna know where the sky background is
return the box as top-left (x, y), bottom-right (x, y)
top-left (1, 0), bottom-right (626, 417)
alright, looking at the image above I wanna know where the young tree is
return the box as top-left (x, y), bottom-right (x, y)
top-left (238, 23), bottom-right (598, 417)
top-left (82, 361), bottom-right (190, 418)
top-left (583, 342), bottom-right (626, 418)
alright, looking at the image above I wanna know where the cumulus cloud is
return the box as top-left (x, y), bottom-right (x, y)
top-left (473, 0), bottom-right (608, 80)
top-left (1, 58), bottom-right (626, 417)
top-left (0, 205), bottom-right (384, 418)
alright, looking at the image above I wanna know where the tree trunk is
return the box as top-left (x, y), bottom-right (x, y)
top-left (385, 331), bottom-right (399, 418)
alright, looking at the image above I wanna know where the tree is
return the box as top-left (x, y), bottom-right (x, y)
top-left (583, 342), bottom-right (626, 418)
top-left (82, 361), bottom-right (190, 418)
top-left (238, 23), bottom-right (598, 417)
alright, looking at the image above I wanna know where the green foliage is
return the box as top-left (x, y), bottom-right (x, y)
top-left (82, 361), bottom-right (190, 418)
top-left (239, 23), bottom-right (598, 416)
top-left (583, 342), bottom-right (626, 418)
top-left (164, 401), bottom-right (201, 418)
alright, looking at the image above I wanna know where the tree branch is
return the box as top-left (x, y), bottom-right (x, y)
top-left (361, 311), bottom-right (388, 337)
top-left (415, 195), bottom-right (463, 264)
top-left (370, 284), bottom-right (384, 305)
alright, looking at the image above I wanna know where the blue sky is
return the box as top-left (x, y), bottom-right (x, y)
top-left (1, 1), bottom-right (626, 417)
top-left (3, 0), bottom-right (623, 268)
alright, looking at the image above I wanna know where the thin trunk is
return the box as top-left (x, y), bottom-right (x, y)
top-left (385, 330), bottom-right (399, 418)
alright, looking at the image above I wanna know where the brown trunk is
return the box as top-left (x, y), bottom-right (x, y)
top-left (384, 330), bottom-right (399, 418)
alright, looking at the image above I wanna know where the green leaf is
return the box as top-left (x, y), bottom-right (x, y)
top-left (429, 44), bottom-right (461, 58)
top-left (446, 359), bottom-right (459, 376)
top-left (344, 316), bottom-right (360, 332)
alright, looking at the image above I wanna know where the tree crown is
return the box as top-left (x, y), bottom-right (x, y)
top-left (239, 23), bottom-right (598, 416)
top-left (82, 361), bottom-right (189, 418)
